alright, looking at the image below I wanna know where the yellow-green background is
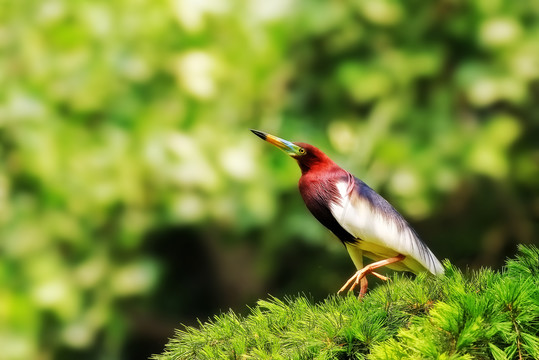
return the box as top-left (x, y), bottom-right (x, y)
top-left (1, 0), bottom-right (538, 359)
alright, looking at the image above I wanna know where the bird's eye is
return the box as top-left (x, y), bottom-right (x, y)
top-left (299, 148), bottom-right (306, 155)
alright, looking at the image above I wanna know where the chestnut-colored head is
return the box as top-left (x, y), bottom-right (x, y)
top-left (291, 142), bottom-right (335, 173)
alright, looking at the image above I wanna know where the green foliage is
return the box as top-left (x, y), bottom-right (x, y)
top-left (154, 245), bottom-right (539, 360)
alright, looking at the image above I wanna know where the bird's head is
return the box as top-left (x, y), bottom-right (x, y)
top-left (250, 129), bottom-right (333, 173)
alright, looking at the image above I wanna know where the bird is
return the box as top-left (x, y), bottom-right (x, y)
top-left (251, 129), bottom-right (444, 297)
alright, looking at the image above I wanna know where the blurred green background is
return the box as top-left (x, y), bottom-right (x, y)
top-left (1, 0), bottom-right (538, 359)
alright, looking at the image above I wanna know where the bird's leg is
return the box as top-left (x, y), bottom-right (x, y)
top-left (338, 254), bottom-right (406, 297)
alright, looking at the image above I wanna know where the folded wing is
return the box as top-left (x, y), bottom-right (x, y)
top-left (329, 174), bottom-right (444, 275)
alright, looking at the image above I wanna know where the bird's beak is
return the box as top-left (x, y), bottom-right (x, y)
top-left (250, 129), bottom-right (302, 157)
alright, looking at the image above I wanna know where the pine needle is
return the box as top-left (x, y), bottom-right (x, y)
top-left (153, 245), bottom-right (539, 360)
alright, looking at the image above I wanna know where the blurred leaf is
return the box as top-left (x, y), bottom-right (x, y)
top-left (2, 1), bottom-right (538, 359)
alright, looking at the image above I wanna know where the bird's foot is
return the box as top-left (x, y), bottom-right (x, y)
top-left (338, 270), bottom-right (388, 299)
top-left (338, 268), bottom-right (372, 297)
top-left (338, 269), bottom-right (366, 294)
top-left (338, 255), bottom-right (405, 298)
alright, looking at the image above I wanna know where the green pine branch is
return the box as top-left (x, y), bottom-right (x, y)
top-left (153, 245), bottom-right (539, 359)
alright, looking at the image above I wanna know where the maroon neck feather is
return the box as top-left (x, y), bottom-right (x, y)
top-left (293, 143), bottom-right (356, 244)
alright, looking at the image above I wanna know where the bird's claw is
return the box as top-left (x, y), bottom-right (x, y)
top-left (371, 271), bottom-right (389, 281)
top-left (338, 268), bottom-right (368, 294)
top-left (338, 269), bottom-right (390, 298)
